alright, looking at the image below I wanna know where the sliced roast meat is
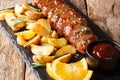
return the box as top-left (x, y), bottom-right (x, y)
top-left (32, 0), bottom-right (97, 54)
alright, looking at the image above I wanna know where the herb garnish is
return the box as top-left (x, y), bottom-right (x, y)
top-left (80, 40), bottom-right (86, 45)
top-left (75, 30), bottom-right (80, 39)
top-left (11, 18), bottom-right (34, 26)
top-left (81, 27), bottom-right (88, 34)
top-left (76, 33), bottom-right (79, 38)
top-left (32, 63), bottom-right (46, 68)
top-left (74, 54), bottom-right (79, 58)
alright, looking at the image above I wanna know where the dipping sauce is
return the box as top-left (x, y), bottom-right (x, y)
top-left (92, 43), bottom-right (120, 59)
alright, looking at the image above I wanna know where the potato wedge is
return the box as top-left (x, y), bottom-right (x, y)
top-left (41, 37), bottom-right (48, 44)
top-left (16, 13), bottom-right (27, 19)
top-left (5, 13), bottom-right (26, 31)
top-left (24, 35), bottom-right (41, 47)
top-left (25, 11), bottom-right (44, 20)
top-left (5, 13), bottom-right (16, 30)
top-left (22, 2), bottom-right (36, 12)
top-left (31, 44), bottom-right (55, 56)
top-left (54, 54), bottom-right (72, 63)
top-left (16, 35), bottom-right (26, 46)
top-left (48, 38), bottom-right (67, 48)
top-left (0, 10), bottom-right (14, 14)
top-left (0, 13), bottom-right (7, 20)
top-left (55, 45), bottom-right (76, 57)
top-left (37, 19), bottom-right (51, 33)
top-left (0, 10), bottom-right (14, 20)
top-left (51, 30), bottom-right (58, 39)
top-left (26, 23), bottom-right (49, 36)
top-left (33, 55), bottom-right (55, 64)
top-left (14, 4), bottom-right (25, 14)
top-left (15, 30), bottom-right (36, 40)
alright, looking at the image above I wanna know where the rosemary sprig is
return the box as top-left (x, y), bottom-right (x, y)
top-left (80, 27), bottom-right (88, 34)
top-left (11, 18), bottom-right (33, 22)
top-left (32, 63), bottom-right (46, 68)
top-left (74, 54), bottom-right (79, 58)
top-left (11, 18), bottom-right (34, 26)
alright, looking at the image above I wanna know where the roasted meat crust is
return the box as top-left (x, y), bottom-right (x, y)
top-left (32, 0), bottom-right (97, 54)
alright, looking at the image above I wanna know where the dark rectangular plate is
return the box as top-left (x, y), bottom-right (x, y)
top-left (0, 1), bottom-right (120, 80)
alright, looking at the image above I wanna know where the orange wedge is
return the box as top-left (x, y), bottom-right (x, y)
top-left (46, 58), bottom-right (93, 80)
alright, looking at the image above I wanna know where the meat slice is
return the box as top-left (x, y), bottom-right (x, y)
top-left (32, 0), bottom-right (97, 54)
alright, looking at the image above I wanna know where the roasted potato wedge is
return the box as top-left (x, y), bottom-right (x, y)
top-left (16, 35), bottom-right (26, 46)
top-left (5, 13), bottom-right (26, 31)
top-left (14, 4), bottom-right (25, 14)
top-left (55, 45), bottom-right (76, 57)
top-left (31, 44), bottom-right (55, 56)
top-left (37, 19), bottom-right (51, 33)
top-left (16, 13), bottom-right (27, 19)
top-left (54, 54), bottom-right (72, 63)
top-left (48, 38), bottom-right (67, 48)
top-left (41, 37), bottom-right (48, 44)
top-left (15, 30), bottom-right (36, 40)
top-left (40, 31), bottom-right (58, 44)
top-left (25, 11), bottom-right (44, 20)
top-left (33, 55), bottom-right (55, 64)
top-left (0, 13), bottom-right (7, 20)
top-left (0, 10), bottom-right (14, 14)
top-left (24, 35), bottom-right (41, 47)
top-left (51, 30), bottom-right (58, 39)
top-left (26, 23), bottom-right (49, 36)
top-left (22, 2), bottom-right (36, 12)
top-left (5, 13), bottom-right (16, 30)
top-left (0, 10), bottom-right (13, 20)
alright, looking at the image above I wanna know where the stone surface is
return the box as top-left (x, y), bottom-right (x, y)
top-left (86, 0), bottom-right (120, 43)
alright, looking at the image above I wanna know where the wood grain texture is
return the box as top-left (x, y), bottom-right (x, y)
top-left (0, 30), bottom-right (25, 80)
top-left (0, 0), bottom-right (32, 10)
top-left (69, 0), bottom-right (87, 14)
top-left (86, 0), bottom-right (120, 43)
top-left (25, 65), bottom-right (38, 80)
top-left (0, 0), bottom-right (37, 80)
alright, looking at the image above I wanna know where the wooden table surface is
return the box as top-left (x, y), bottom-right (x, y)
top-left (0, 0), bottom-right (119, 80)
top-left (0, 0), bottom-right (38, 80)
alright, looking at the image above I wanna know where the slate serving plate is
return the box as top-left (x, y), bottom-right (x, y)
top-left (0, 1), bottom-right (120, 80)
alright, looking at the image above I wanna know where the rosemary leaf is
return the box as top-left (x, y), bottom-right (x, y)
top-left (74, 54), bottom-right (79, 58)
top-left (81, 27), bottom-right (88, 34)
top-left (11, 18), bottom-right (34, 23)
top-left (32, 63), bottom-right (46, 68)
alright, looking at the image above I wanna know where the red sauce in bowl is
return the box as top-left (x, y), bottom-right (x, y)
top-left (92, 43), bottom-right (120, 59)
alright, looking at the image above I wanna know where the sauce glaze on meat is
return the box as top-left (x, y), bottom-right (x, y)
top-left (32, 0), bottom-right (97, 54)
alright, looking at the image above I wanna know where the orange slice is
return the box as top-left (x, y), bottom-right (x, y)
top-left (46, 58), bottom-right (93, 80)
